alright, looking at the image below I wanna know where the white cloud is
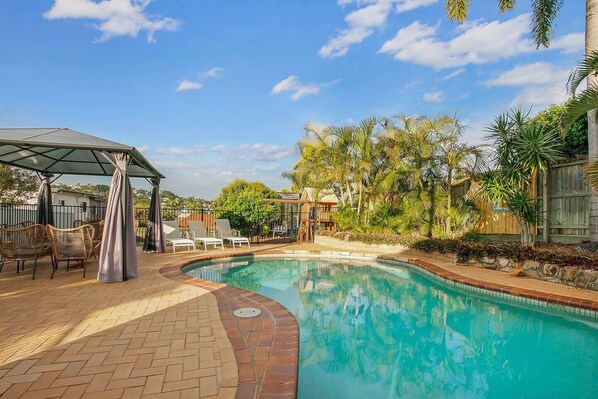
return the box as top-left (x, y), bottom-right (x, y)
top-left (271, 76), bottom-right (301, 94)
top-left (155, 145), bottom-right (205, 155)
top-left (250, 144), bottom-right (293, 161)
top-left (176, 80), bottom-right (202, 92)
top-left (484, 62), bottom-right (569, 88)
top-left (320, 0), bottom-right (437, 58)
top-left (43, 0), bottom-right (179, 43)
top-left (395, 0), bottom-right (438, 12)
top-left (423, 91), bottom-right (443, 102)
top-left (379, 14), bottom-right (583, 70)
top-left (550, 32), bottom-right (585, 54)
top-left (441, 68), bottom-right (465, 81)
top-left (202, 67), bottom-right (224, 78)
top-left (137, 145), bottom-right (150, 153)
top-left (271, 75), bottom-right (334, 100)
top-left (291, 84), bottom-right (320, 100)
top-left (484, 62), bottom-right (570, 107)
top-left (207, 143), bottom-right (293, 161)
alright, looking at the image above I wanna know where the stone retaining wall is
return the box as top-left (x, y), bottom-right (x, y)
top-left (315, 235), bottom-right (598, 291)
top-left (314, 234), bottom-right (409, 253)
top-left (474, 256), bottom-right (598, 291)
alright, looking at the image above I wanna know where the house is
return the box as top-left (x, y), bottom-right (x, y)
top-left (53, 189), bottom-right (106, 223)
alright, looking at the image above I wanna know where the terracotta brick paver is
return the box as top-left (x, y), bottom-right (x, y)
top-left (1, 241), bottom-right (597, 399)
top-left (0, 247), bottom-right (246, 399)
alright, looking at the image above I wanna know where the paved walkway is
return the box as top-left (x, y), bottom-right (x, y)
top-left (1, 242), bottom-right (596, 399)
top-left (0, 248), bottom-right (245, 399)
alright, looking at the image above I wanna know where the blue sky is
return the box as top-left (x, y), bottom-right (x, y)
top-left (0, 0), bottom-right (586, 199)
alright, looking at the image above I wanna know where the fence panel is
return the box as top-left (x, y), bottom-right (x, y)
top-left (0, 203), bottom-right (340, 244)
top-left (538, 158), bottom-right (590, 241)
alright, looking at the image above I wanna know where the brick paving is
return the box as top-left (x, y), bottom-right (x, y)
top-left (0, 247), bottom-right (244, 399)
top-left (1, 242), bottom-right (597, 399)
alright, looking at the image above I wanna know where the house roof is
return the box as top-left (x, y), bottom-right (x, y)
top-left (301, 187), bottom-right (339, 204)
top-left (55, 189), bottom-right (106, 201)
top-left (0, 128), bottom-right (164, 178)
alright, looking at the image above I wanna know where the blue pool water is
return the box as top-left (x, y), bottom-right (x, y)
top-left (183, 257), bottom-right (598, 399)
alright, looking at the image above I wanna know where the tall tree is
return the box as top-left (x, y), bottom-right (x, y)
top-left (446, 0), bottom-right (598, 240)
top-left (478, 109), bottom-right (562, 247)
top-left (0, 165), bottom-right (38, 204)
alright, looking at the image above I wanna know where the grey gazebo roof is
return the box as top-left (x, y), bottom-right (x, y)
top-left (0, 128), bottom-right (164, 178)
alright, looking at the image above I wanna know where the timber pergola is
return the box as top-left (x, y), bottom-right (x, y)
top-left (0, 127), bottom-right (166, 282)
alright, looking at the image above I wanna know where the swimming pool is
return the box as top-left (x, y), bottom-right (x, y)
top-left (183, 257), bottom-right (598, 399)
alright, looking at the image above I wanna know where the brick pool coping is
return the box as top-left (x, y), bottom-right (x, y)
top-left (159, 249), bottom-right (598, 399)
top-left (379, 254), bottom-right (598, 312)
top-left (159, 250), bottom-right (300, 399)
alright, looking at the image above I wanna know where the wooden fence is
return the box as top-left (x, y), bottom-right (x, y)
top-left (452, 156), bottom-right (591, 243)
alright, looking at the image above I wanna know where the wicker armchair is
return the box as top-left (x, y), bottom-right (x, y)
top-left (0, 224), bottom-right (49, 280)
top-left (46, 224), bottom-right (95, 279)
top-left (89, 220), bottom-right (104, 257)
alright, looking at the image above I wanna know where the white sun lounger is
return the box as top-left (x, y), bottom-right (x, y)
top-left (163, 220), bottom-right (195, 252)
top-left (188, 221), bottom-right (224, 251)
top-left (215, 219), bottom-right (251, 249)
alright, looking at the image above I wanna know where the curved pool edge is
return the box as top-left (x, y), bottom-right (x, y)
top-left (159, 248), bottom-right (598, 399)
top-left (378, 254), bottom-right (598, 317)
top-left (159, 250), bottom-right (300, 399)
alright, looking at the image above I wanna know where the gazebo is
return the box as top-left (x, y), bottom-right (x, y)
top-left (0, 128), bottom-right (166, 283)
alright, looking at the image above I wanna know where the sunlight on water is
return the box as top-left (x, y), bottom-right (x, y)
top-left (184, 257), bottom-right (598, 399)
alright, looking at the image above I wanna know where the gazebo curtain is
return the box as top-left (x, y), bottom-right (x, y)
top-left (143, 178), bottom-right (165, 253)
top-left (36, 173), bottom-right (54, 226)
top-left (98, 153), bottom-right (137, 282)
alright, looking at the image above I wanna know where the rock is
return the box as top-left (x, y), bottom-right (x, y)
top-left (587, 282), bottom-right (598, 291)
top-left (543, 263), bottom-right (559, 278)
top-left (510, 269), bottom-right (525, 277)
top-left (575, 270), bottom-right (598, 286)
top-left (497, 257), bottom-right (510, 268)
top-left (523, 260), bottom-right (540, 270)
top-left (524, 269), bottom-right (541, 279)
top-left (482, 257), bottom-right (495, 265)
top-left (500, 267), bottom-right (514, 274)
top-left (560, 266), bottom-right (579, 282)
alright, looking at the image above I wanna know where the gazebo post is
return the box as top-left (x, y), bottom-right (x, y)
top-left (143, 178), bottom-right (165, 253)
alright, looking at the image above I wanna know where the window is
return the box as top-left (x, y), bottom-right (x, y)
top-left (80, 202), bottom-right (87, 212)
top-left (59, 200), bottom-right (65, 206)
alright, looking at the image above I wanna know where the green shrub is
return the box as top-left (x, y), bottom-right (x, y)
top-left (317, 230), bottom-right (598, 270)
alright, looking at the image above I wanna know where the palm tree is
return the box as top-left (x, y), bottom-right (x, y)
top-left (445, 0), bottom-right (563, 48)
top-left (566, 51), bottom-right (598, 189)
top-left (427, 116), bottom-right (483, 237)
top-left (446, 0), bottom-right (598, 240)
top-left (478, 109), bottom-right (562, 247)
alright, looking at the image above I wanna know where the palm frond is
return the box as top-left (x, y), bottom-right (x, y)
top-left (445, 0), bottom-right (471, 23)
top-left (563, 86), bottom-right (598, 132)
top-left (567, 51), bottom-right (598, 95)
top-left (514, 123), bottom-right (563, 171)
top-left (498, 0), bottom-right (516, 14)
top-left (585, 161), bottom-right (598, 193)
top-left (531, 0), bottom-right (563, 48)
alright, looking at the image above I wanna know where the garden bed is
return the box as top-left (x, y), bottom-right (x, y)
top-left (317, 231), bottom-right (598, 291)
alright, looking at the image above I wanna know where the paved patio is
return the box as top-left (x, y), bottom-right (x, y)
top-left (1, 242), bottom-right (597, 399)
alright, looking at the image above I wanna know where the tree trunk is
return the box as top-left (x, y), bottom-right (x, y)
top-left (427, 181), bottom-right (435, 238)
top-left (517, 216), bottom-right (534, 248)
top-left (587, 0), bottom-right (598, 241)
top-left (357, 183), bottom-right (363, 222)
top-left (339, 185), bottom-right (346, 206)
top-left (446, 167), bottom-right (452, 237)
top-left (346, 181), bottom-right (354, 207)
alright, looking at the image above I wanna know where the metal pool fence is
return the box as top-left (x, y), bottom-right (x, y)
top-left (0, 204), bottom-right (339, 244)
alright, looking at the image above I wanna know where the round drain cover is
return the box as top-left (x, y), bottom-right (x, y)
top-left (233, 307), bottom-right (262, 318)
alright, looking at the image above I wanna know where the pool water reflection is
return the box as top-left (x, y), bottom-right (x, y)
top-left (183, 257), bottom-right (598, 399)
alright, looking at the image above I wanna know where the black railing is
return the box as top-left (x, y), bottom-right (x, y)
top-left (0, 203), bottom-right (340, 244)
